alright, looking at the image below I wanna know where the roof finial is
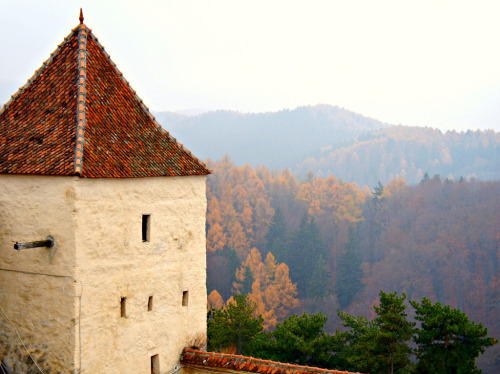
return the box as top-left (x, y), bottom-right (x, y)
top-left (79, 8), bottom-right (84, 24)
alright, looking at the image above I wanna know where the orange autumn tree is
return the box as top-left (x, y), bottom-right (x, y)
top-left (208, 290), bottom-right (225, 311)
top-left (206, 158), bottom-right (274, 261)
top-left (233, 249), bottom-right (299, 330)
top-left (206, 196), bottom-right (227, 253)
top-left (297, 175), bottom-right (365, 231)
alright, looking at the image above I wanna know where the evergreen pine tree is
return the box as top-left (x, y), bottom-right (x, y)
top-left (265, 206), bottom-right (288, 262)
top-left (288, 214), bottom-right (328, 295)
top-left (336, 291), bottom-right (414, 374)
top-left (208, 294), bottom-right (264, 355)
top-left (306, 255), bottom-right (331, 300)
top-left (374, 291), bottom-right (415, 374)
top-left (335, 226), bottom-right (364, 309)
top-left (241, 265), bottom-right (254, 295)
top-left (265, 313), bottom-right (337, 368)
top-left (410, 297), bottom-right (497, 374)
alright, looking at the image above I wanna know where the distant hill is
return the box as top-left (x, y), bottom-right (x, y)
top-left (153, 105), bottom-right (500, 186)
top-left (153, 111), bottom-right (189, 126)
top-left (297, 126), bottom-right (500, 186)
top-left (154, 105), bottom-right (388, 169)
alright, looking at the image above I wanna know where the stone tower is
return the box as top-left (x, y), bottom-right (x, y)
top-left (0, 11), bottom-right (210, 374)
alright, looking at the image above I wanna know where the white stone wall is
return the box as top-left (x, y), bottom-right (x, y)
top-left (0, 174), bottom-right (208, 374)
top-left (0, 174), bottom-right (79, 374)
top-left (74, 175), bottom-right (207, 374)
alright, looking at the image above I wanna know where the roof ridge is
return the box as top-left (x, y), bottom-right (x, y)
top-left (86, 32), bottom-right (210, 172)
top-left (0, 27), bottom-right (79, 116)
top-left (74, 23), bottom-right (88, 175)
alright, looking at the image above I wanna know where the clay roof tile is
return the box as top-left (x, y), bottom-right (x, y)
top-left (180, 349), bottom-right (367, 374)
top-left (0, 16), bottom-right (210, 178)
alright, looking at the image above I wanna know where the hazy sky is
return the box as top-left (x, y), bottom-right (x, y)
top-left (1, 0), bottom-right (499, 131)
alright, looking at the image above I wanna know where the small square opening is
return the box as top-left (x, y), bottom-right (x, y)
top-left (142, 214), bottom-right (151, 242)
top-left (182, 290), bottom-right (189, 307)
top-left (148, 296), bottom-right (153, 312)
top-left (121, 297), bottom-right (127, 318)
top-left (151, 354), bottom-right (160, 374)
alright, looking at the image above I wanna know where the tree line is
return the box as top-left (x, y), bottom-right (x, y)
top-left (207, 292), bottom-right (497, 374)
top-left (296, 126), bottom-right (500, 186)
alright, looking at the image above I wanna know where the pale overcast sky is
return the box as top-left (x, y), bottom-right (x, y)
top-left (1, 0), bottom-right (499, 131)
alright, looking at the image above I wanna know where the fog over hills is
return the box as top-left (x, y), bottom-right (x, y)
top-left (155, 105), bottom-right (500, 187)
top-left (297, 126), bottom-right (500, 186)
top-left (154, 104), bottom-right (388, 169)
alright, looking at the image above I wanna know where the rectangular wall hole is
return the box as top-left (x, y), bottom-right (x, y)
top-left (121, 297), bottom-right (127, 318)
top-left (151, 354), bottom-right (160, 374)
top-left (182, 290), bottom-right (189, 307)
top-left (142, 214), bottom-right (150, 242)
top-left (148, 296), bottom-right (153, 311)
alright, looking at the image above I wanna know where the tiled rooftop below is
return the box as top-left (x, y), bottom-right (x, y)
top-left (180, 349), bottom-right (365, 374)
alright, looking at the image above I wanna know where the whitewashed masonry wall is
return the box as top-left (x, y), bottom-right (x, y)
top-left (0, 174), bottom-right (208, 374)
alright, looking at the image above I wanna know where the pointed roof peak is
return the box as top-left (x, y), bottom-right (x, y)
top-left (0, 17), bottom-right (210, 178)
top-left (79, 8), bottom-right (84, 24)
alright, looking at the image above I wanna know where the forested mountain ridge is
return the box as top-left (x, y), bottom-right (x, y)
top-left (153, 105), bottom-right (388, 170)
top-left (154, 105), bottom-right (499, 187)
top-left (297, 126), bottom-right (500, 186)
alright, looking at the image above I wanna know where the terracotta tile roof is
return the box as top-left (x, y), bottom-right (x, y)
top-left (180, 349), bottom-right (365, 374)
top-left (0, 15), bottom-right (210, 178)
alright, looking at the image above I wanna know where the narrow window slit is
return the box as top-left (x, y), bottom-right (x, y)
top-left (151, 354), bottom-right (160, 374)
top-left (121, 297), bottom-right (127, 317)
top-left (182, 290), bottom-right (189, 307)
top-left (142, 214), bottom-right (150, 242)
top-left (148, 296), bottom-right (153, 311)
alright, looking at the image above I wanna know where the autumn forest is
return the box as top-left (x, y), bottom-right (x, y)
top-left (204, 155), bottom-right (499, 373)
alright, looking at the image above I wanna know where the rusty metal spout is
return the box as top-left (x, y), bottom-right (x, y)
top-left (14, 236), bottom-right (54, 250)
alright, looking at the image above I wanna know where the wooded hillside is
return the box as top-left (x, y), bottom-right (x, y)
top-left (205, 156), bottom-right (499, 373)
top-left (297, 126), bottom-right (500, 186)
top-left (155, 105), bottom-right (499, 187)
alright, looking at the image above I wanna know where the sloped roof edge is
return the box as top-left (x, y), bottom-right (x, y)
top-left (181, 349), bottom-right (365, 374)
top-left (0, 14), bottom-right (211, 178)
top-left (0, 30), bottom-right (77, 117)
top-left (84, 27), bottom-right (209, 175)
